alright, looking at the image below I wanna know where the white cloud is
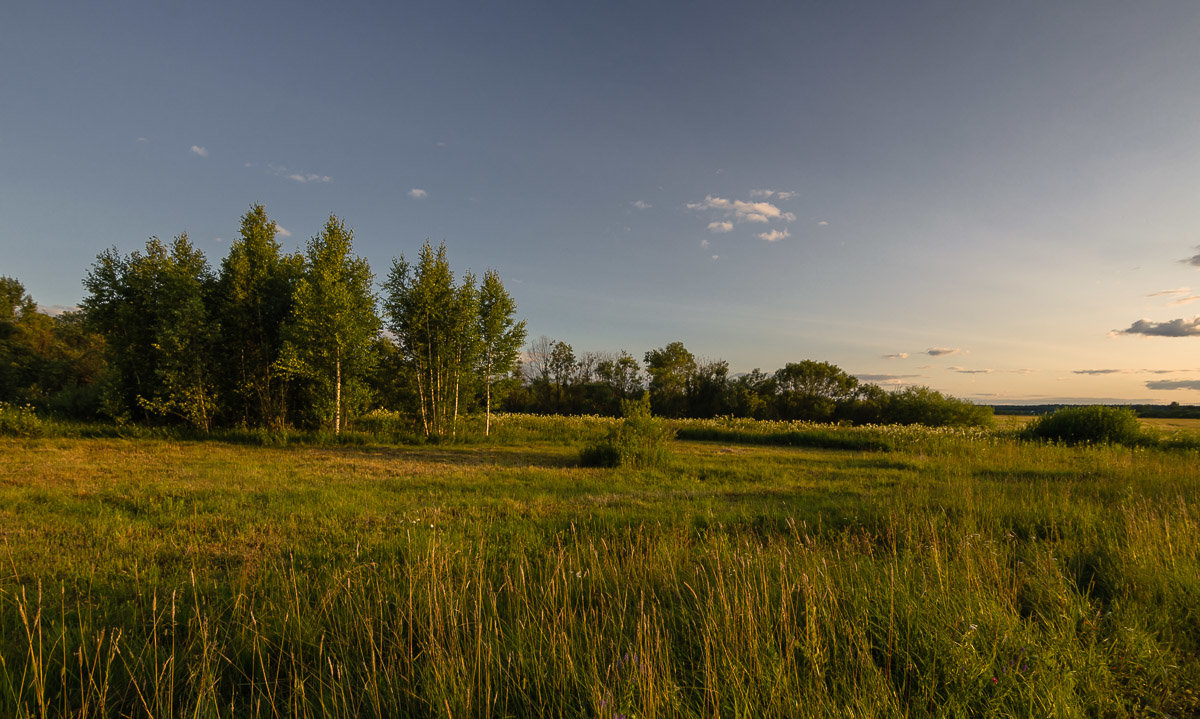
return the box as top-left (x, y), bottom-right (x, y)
top-left (409, 188), bottom-right (428, 199)
top-left (711, 254), bottom-right (719, 260)
top-left (750, 189), bottom-right (796, 200)
top-left (687, 195), bottom-right (794, 224)
top-left (136, 137), bottom-right (148, 143)
top-left (190, 145), bottom-right (208, 158)
top-left (288, 173), bottom-right (332, 183)
top-left (882, 353), bottom-right (909, 360)
top-left (817, 220), bottom-right (829, 226)
top-left (707, 221), bottom-right (733, 233)
top-left (273, 224), bottom-right (292, 237)
top-left (632, 200), bottom-right (651, 209)
top-left (700, 239), bottom-right (711, 247)
top-left (758, 229), bottom-right (790, 242)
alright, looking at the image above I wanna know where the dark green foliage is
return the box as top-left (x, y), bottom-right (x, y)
top-left (215, 204), bottom-right (304, 429)
top-left (643, 341), bottom-right (695, 418)
top-left (82, 235), bottom-right (219, 430)
top-left (886, 385), bottom-right (995, 428)
top-left (673, 425), bottom-right (892, 451)
top-left (1, 278), bottom-right (106, 414)
top-left (1024, 405), bottom-right (1146, 445)
top-left (580, 394), bottom-right (673, 468)
top-left (773, 360), bottom-right (859, 421)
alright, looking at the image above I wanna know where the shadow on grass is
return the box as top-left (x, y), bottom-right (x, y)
top-left (306, 443), bottom-right (581, 470)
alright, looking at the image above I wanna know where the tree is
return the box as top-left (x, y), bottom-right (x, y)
top-left (548, 340), bottom-right (576, 410)
top-left (82, 235), bottom-right (219, 430)
top-left (383, 241), bottom-right (479, 438)
top-left (476, 269), bottom-right (526, 435)
top-left (687, 358), bottom-right (730, 418)
top-left (644, 341), bottom-right (696, 418)
top-left (595, 351), bottom-right (642, 399)
top-left (0, 277), bottom-right (37, 401)
top-left (728, 369), bottom-right (775, 419)
top-left (773, 360), bottom-right (859, 422)
top-left (281, 215), bottom-right (379, 434)
top-left (216, 204), bottom-right (303, 429)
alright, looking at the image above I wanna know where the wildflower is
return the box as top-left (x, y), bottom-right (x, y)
top-left (991, 676), bottom-right (998, 684)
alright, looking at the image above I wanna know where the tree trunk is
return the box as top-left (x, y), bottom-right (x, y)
top-left (335, 346), bottom-right (342, 435)
top-left (485, 353), bottom-right (493, 437)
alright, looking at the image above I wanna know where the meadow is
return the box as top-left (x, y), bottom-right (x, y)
top-left (1, 414), bottom-right (1199, 717)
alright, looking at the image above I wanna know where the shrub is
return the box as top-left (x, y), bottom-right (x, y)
top-left (1024, 405), bottom-right (1145, 445)
top-left (0, 402), bottom-right (43, 438)
top-left (580, 394), bottom-right (673, 469)
top-left (884, 386), bottom-right (994, 428)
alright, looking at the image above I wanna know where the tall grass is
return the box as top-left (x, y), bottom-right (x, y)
top-left (2, 419), bottom-right (1200, 715)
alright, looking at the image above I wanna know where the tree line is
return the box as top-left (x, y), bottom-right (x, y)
top-left (504, 339), bottom-right (992, 427)
top-left (3, 204), bottom-right (991, 432)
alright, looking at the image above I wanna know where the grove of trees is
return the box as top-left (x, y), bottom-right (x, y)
top-left (7, 205), bottom-right (524, 438)
top-left (3, 203), bottom-right (993, 433)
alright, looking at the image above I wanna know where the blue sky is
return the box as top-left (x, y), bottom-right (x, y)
top-left (4, 1), bottom-right (1200, 402)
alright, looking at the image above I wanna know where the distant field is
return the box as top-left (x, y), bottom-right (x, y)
top-left (2, 417), bottom-right (1199, 717)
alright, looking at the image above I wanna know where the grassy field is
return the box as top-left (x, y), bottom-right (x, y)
top-left (1, 416), bottom-right (1199, 717)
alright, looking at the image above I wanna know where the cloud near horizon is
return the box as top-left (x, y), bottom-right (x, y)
top-left (1147, 287), bottom-right (1191, 297)
top-left (1074, 369), bottom-right (1124, 375)
top-left (882, 353), bottom-right (909, 360)
top-left (855, 373), bottom-right (921, 382)
top-left (1181, 246), bottom-right (1200, 267)
top-left (1146, 379), bottom-right (1200, 391)
top-left (1118, 317), bottom-right (1200, 337)
top-left (948, 366), bottom-right (993, 374)
top-left (273, 223), bottom-right (291, 237)
top-left (926, 347), bottom-right (961, 356)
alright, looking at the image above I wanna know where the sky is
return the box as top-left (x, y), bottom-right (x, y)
top-left (3, 0), bottom-right (1200, 404)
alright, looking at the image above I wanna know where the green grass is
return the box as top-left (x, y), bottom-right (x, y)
top-left (1, 414), bottom-right (1199, 716)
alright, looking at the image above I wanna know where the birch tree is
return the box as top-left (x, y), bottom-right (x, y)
top-left (476, 269), bottom-right (525, 435)
top-left (282, 215), bottom-right (379, 434)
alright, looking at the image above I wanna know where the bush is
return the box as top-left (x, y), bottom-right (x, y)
top-left (580, 394), bottom-right (673, 469)
top-left (0, 402), bottom-right (43, 438)
top-left (1024, 405), bottom-right (1145, 445)
top-left (884, 386), bottom-right (994, 428)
